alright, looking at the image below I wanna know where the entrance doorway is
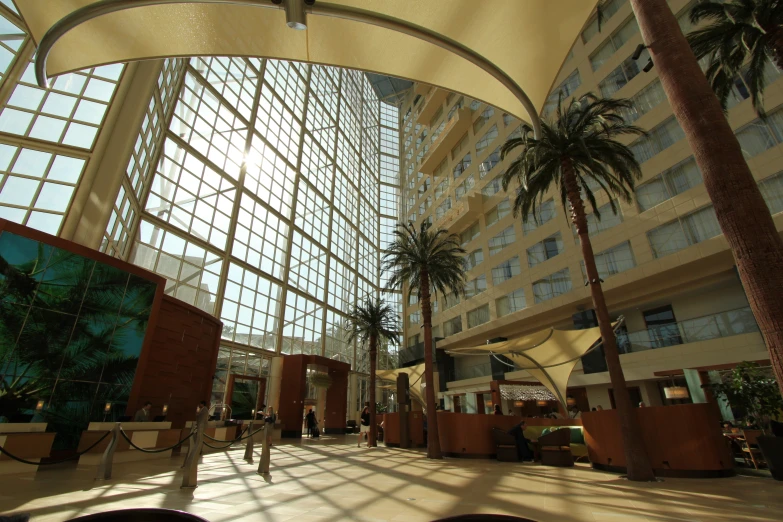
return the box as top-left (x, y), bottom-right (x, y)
top-left (226, 374), bottom-right (266, 420)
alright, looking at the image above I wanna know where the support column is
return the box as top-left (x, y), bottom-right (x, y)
top-left (464, 393), bottom-right (478, 414)
top-left (683, 369), bottom-right (707, 404)
top-left (62, 60), bottom-right (164, 248)
top-left (316, 387), bottom-right (326, 428)
top-left (442, 395), bottom-right (453, 412)
top-left (268, 356), bottom-right (284, 413)
top-left (348, 372), bottom-right (359, 420)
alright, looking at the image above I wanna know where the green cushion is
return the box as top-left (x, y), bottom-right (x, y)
top-left (569, 427), bottom-right (584, 445)
top-left (541, 428), bottom-right (550, 437)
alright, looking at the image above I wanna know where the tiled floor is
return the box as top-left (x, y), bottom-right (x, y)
top-left (0, 435), bottom-right (781, 522)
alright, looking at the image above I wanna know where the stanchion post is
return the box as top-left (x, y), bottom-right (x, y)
top-left (243, 418), bottom-right (255, 463)
top-left (257, 407), bottom-right (274, 475)
top-left (181, 407), bottom-right (208, 489)
top-left (96, 423), bottom-right (120, 481)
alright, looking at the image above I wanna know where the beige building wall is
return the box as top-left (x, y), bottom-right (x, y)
top-left (399, 0), bottom-right (780, 398)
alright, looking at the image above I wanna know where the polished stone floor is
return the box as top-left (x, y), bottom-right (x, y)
top-left (0, 435), bottom-right (781, 522)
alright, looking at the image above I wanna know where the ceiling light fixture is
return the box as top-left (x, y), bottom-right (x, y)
top-left (284, 0), bottom-right (309, 31)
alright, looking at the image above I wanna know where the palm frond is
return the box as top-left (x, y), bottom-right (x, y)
top-left (686, 0), bottom-right (783, 118)
top-left (501, 92), bottom-right (644, 224)
top-left (344, 297), bottom-right (400, 350)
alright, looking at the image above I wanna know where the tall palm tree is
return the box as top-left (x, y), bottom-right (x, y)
top-left (501, 93), bottom-right (655, 481)
top-left (628, 0), bottom-right (783, 399)
top-left (345, 298), bottom-right (400, 448)
top-left (686, 0), bottom-right (783, 116)
top-left (382, 222), bottom-right (466, 459)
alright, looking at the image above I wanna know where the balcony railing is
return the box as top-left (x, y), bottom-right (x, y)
top-left (455, 361), bottom-right (492, 381)
top-left (616, 307), bottom-right (759, 354)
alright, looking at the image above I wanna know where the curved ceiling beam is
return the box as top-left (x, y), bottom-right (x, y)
top-left (32, 0), bottom-right (542, 138)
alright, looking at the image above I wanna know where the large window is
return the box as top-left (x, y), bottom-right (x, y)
top-left (636, 157), bottom-right (702, 212)
top-left (590, 16), bottom-right (639, 71)
top-left (533, 268), bottom-right (573, 304)
top-left (485, 198), bottom-right (511, 227)
top-left (542, 70), bottom-right (581, 118)
top-left (488, 225), bottom-right (516, 255)
top-left (630, 117), bottom-right (685, 163)
top-left (621, 80), bottom-right (667, 123)
top-left (443, 315), bottom-right (463, 337)
top-left (496, 288), bottom-right (526, 317)
top-left (465, 275), bottom-right (487, 299)
top-left (580, 241), bottom-right (635, 281)
top-left (492, 256), bottom-right (521, 285)
top-left (467, 304), bottom-right (490, 329)
top-left (599, 49), bottom-right (651, 98)
top-left (527, 232), bottom-right (564, 267)
top-left (523, 199), bottom-right (556, 234)
top-left (759, 171), bottom-right (783, 215)
top-left (647, 206), bottom-right (722, 258)
top-left (581, 0), bottom-right (624, 43)
top-left (475, 125), bottom-right (499, 155)
top-left (574, 201), bottom-right (623, 237)
top-left (734, 107), bottom-right (783, 158)
top-left (464, 248), bottom-right (484, 271)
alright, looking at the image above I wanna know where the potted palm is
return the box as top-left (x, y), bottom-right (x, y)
top-left (345, 298), bottom-right (400, 448)
top-left (383, 222), bottom-right (466, 459)
top-left (501, 93), bottom-right (655, 481)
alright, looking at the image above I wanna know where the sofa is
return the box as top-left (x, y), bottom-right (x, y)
top-left (524, 426), bottom-right (588, 462)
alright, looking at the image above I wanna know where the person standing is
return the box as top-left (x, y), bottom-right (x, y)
top-left (508, 420), bottom-right (534, 461)
top-left (134, 402), bottom-right (152, 422)
top-left (359, 405), bottom-right (370, 447)
top-left (305, 408), bottom-right (316, 438)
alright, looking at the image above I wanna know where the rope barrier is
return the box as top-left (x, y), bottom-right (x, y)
top-left (202, 426), bottom-right (266, 450)
top-left (118, 429), bottom-right (195, 454)
top-left (0, 430), bottom-right (111, 466)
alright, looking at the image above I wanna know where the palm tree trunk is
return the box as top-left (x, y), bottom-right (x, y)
top-left (631, 0), bottom-right (783, 399)
top-left (563, 165), bottom-right (656, 482)
top-left (368, 335), bottom-right (378, 448)
top-left (420, 270), bottom-right (442, 459)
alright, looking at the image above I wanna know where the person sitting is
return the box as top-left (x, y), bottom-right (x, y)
top-left (508, 420), bottom-right (533, 461)
top-left (134, 402), bottom-right (152, 422)
top-left (568, 406), bottom-right (581, 419)
top-left (493, 404), bottom-right (503, 415)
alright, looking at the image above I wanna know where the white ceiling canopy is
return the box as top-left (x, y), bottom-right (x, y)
top-left (14, 0), bottom-right (598, 134)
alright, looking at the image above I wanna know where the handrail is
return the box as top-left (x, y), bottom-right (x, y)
top-left (618, 306), bottom-right (758, 351)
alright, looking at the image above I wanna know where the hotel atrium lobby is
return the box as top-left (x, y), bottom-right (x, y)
top-left (1, 0), bottom-right (783, 521)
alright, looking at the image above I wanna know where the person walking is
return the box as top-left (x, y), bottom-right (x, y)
top-left (305, 408), bottom-right (316, 438)
top-left (359, 405), bottom-right (370, 447)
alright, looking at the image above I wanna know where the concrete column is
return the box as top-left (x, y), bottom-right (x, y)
top-left (62, 60), bottom-right (163, 247)
top-left (316, 387), bottom-right (327, 426)
top-left (268, 356), bottom-right (284, 413)
top-left (683, 369), bottom-right (707, 403)
top-left (443, 395), bottom-right (453, 412)
top-left (348, 372), bottom-right (359, 419)
top-left (464, 393), bottom-right (478, 414)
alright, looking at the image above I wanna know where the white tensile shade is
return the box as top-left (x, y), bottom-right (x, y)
top-left (14, 0), bottom-right (598, 123)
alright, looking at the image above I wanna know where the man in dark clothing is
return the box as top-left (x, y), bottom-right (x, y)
top-left (305, 409), bottom-right (316, 438)
top-left (508, 420), bottom-right (534, 461)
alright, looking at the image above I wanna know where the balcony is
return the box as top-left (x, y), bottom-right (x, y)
top-left (616, 307), bottom-right (759, 354)
top-left (433, 191), bottom-right (483, 232)
top-left (417, 88), bottom-right (448, 124)
top-left (419, 107), bottom-right (472, 174)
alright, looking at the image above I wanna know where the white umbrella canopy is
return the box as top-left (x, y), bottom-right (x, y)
top-left (447, 321), bottom-right (623, 408)
top-left (14, 0), bottom-right (598, 124)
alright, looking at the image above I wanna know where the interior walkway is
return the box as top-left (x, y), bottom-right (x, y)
top-left (0, 435), bottom-right (781, 522)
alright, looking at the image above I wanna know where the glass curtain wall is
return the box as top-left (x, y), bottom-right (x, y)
top-left (113, 57), bottom-right (403, 385)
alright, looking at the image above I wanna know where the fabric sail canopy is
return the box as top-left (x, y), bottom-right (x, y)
top-left (447, 324), bottom-right (614, 408)
top-left (377, 363), bottom-right (426, 410)
top-left (15, 0), bottom-right (598, 121)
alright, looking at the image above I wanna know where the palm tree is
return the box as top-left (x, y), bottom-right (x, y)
top-left (500, 93), bottom-right (655, 481)
top-left (686, 0), bottom-right (783, 116)
top-left (345, 298), bottom-right (400, 448)
top-left (382, 222), bottom-right (466, 459)
top-left (628, 0), bottom-right (783, 399)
